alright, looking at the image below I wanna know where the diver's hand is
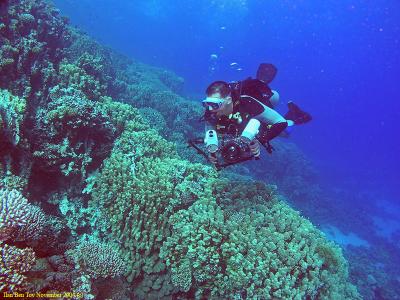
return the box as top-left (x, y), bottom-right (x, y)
top-left (240, 136), bottom-right (260, 159)
top-left (249, 140), bottom-right (260, 159)
top-left (208, 152), bottom-right (218, 165)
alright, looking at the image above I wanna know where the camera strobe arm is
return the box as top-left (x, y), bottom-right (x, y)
top-left (215, 155), bottom-right (255, 171)
top-left (187, 138), bottom-right (209, 160)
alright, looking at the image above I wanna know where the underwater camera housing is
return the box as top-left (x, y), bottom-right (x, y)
top-left (187, 135), bottom-right (255, 170)
top-left (219, 137), bottom-right (253, 164)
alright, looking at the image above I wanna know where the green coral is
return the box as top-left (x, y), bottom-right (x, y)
top-left (0, 242), bottom-right (36, 292)
top-left (0, 89), bottom-right (26, 145)
top-left (116, 129), bottom-right (178, 161)
top-left (33, 88), bottom-right (116, 177)
top-left (66, 239), bottom-right (126, 279)
top-left (139, 107), bottom-right (167, 136)
top-left (91, 114), bottom-right (216, 298)
top-left (58, 59), bottom-right (106, 102)
top-left (101, 97), bottom-right (150, 132)
top-left (160, 179), bottom-right (360, 299)
top-left (171, 258), bottom-right (192, 292)
top-left (0, 0), bottom-right (70, 99)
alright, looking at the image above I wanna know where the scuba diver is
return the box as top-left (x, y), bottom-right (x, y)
top-left (190, 63), bottom-right (312, 169)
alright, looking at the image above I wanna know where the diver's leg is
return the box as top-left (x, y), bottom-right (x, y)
top-left (258, 121), bottom-right (288, 144)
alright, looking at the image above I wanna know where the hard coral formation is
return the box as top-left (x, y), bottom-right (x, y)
top-left (160, 180), bottom-right (360, 299)
top-left (12, 205), bottom-right (47, 242)
top-left (0, 188), bottom-right (61, 249)
top-left (0, 242), bottom-right (36, 292)
top-left (0, 187), bottom-right (72, 292)
top-left (92, 130), bottom-right (216, 297)
top-left (0, 188), bottom-right (30, 240)
top-left (0, 0), bottom-right (365, 298)
top-left (67, 240), bottom-right (126, 279)
top-left (0, 0), bottom-right (70, 101)
top-left (0, 89), bottom-right (26, 146)
top-left (58, 58), bottom-right (107, 102)
top-left (33, 88), bottom-right (116, 177)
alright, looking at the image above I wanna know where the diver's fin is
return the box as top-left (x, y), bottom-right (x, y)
top-left (256, 63), bottom-right (277, 84)
top-left (284, 101), bottom-right (312, 125)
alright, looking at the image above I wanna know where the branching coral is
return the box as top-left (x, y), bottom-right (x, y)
top-left (13, 205), bottom-right (47, 242)
top-left (0, 89), bottom-right (26, 146)
top-left (0, 188), bottom-right (62, 257)
top-left (0, 1), bottom-right (368, 299)
top-left (0, 242), bottom-right (36, 292)
top-left (91, 121), bottom-right (216, 298)
top-left (0, 188), bottom-right (30, 241)
top-left (0, 0), bottom-right (71, 99)
top-left (32, 88), bottom-right (116, 177)
top-left (139, 107), bottom-right (168, 137)
top-left (0, 190), bottom-right (38, 293)
top-left (66, 240), bottom-right (126, 279)
top-left (160, 180), bottom-right (360, 299)
top-left (58, 59), bottom-right (106, 102)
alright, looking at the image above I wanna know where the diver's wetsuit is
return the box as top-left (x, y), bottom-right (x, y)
top-left (204, 81), bottom-right (290, 146)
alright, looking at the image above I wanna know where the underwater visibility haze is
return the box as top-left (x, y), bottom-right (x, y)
top-left (0, 0), bottom-right (399, 299)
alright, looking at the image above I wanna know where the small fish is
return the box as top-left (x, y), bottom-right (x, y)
top-left (210, 54), bottom-right (218, 59)
top-left (230, 62), bottom-right (238, 67)
top-left (236, 68), bottom-right (243, 71)
top-left (220, 26), bottom-right (226, 30)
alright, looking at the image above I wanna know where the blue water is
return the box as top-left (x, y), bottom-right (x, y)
top-left (52, 0), bottom-right (400, 297)
top-left (55, 0), bottom-right (400, 201)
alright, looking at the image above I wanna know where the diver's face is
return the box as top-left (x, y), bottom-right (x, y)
top-left (209, 93), bottom-right (233, 117)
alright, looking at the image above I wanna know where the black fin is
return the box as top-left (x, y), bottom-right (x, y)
top-left (285, 101), bottom-right (312, 124)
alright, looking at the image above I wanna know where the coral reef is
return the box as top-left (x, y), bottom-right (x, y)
top-left (0, 0), bottom-right (71, 102)
top-left (90, 114), bottom-right (215, 297)
top-left (32, 87), bottom-right (116, 178)
top-left (0, 188), bottom-right (32, 240)
top-left (66, 240), bottom-right (126, 279)
top-left (0, 242), bottom-right (36, 292)
top-left (160, 179), bottom-right (360, 299)
top-left (0, 188), bottom-right (56, 291)
top-left (346, 244), bottom-right (400, 300)
top-left (0, 0), bottom-right (371, 298)
top-left (0, 90), bottom-right (30, 183)
top-left (0, 89), bottom-right (26, 146)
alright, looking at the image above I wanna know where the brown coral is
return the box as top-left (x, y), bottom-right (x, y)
top-left (0, 242), bottom-right (36, 292)
top-left (66, 240), bottom-right (126, 279)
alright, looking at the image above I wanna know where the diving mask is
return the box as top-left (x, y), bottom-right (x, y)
top-left (202, 97), bottom-right (225, 111)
